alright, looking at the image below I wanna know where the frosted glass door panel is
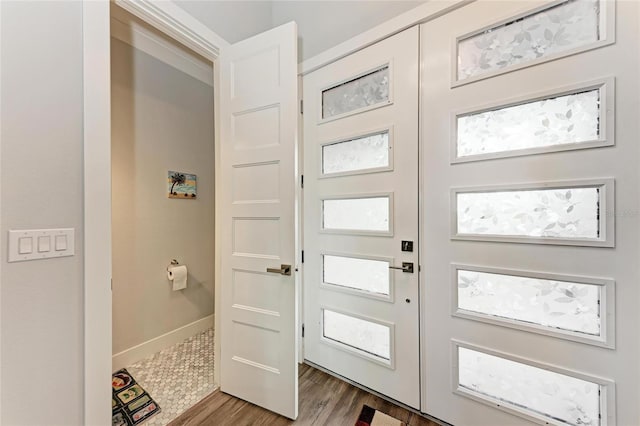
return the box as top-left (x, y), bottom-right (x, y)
top-left (322, 65), bottom-right (390, 119)
top-left (323, 255), bottom-right (390, 296)
top-left (323, 197), bottom-right (390, 232)
top-left (457, 0), bottom-right (601, 81)
top-left (457, 270), bottom-right (601, 335)
top-left (458, 347), bottom-right (601, 426)
top-left (304, 27), bottom-right (421, 409)
top-left (456, 187), bottom-right (600, 239)
top-left (457, 89), bottom-right (600, 159)
top-left (323, 131), bottom-right (390, 175)
top-left (323, 309), bottom-right (391, 361)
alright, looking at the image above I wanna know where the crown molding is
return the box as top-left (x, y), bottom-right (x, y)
top-left (115, 0), bottom-right (228, 61)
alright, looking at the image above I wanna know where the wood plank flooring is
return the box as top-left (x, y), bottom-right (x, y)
top-left (169, 364), bottom-right (440, 426)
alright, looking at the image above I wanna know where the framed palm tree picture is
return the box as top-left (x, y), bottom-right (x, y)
top-left (168, 171), bottom-right (197, 199)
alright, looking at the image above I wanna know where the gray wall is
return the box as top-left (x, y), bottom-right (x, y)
top-left (271, 1), bottom-right (425, 60)
top-left (0, 2), bottom-right (85, 425)
top-left (111, 38), bottom-right (215, 355)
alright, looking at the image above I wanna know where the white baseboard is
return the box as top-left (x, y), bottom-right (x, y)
top-left (112, 314), bottom-right (214, 372)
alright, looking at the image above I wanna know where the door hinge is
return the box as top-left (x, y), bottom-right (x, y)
top-left (300, 174), bottom-right (304, 188)
top-left (301, 250), bottom-right (304, 263)
top-left (302, 324), bottom-right (305, 338)
top-left (300, 99), bottom-right (304, 114)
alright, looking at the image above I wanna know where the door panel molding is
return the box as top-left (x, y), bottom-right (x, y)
top-left (451, 340), bottom-right (616, 426)
top-left (450, 0), bottom-right (616, 87)
top-left (450, 178), bottom-right (615, 247)
top-left (451, 263), bottom-right (615, 348)
top-left (317, 60), bottom-right (394, 124)
top-left (319, 192), bottom-right (395, 237)
top-left (451, 76), bottom-right (615, 164)
top-left (320, 251), bottom-right (396, 303)
top-left (320, 305), bottom-right (397, 369)
top-left (318, 125), bottom-right (395, 179)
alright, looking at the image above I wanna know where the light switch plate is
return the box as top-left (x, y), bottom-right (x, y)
top-left (8, 228), bottom-right (75, 262)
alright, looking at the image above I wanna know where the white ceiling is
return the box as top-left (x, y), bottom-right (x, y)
top-left (174, 0), bottom-right (425, 60)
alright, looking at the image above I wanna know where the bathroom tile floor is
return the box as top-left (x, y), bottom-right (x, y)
top-left (127, 328), bottom-right (216, 426)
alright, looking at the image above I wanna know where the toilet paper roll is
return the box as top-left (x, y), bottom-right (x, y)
top-left (167, 265), bottom-right (188, 291)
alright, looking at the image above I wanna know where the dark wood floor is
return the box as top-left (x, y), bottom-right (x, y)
top-left (169, 363), bottom-right (439, 426)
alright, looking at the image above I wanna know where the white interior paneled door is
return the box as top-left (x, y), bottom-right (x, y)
top-left (219, 22), bottom-right (299, 419)
top-left (303, 27), bottom-right (420, 409)
top-left (421, 1), bottom-right (639, 425)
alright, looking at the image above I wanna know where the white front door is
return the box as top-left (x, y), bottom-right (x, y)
top-left (302, 27), bottom-right (420, 409)
top-left (219, 22), bottom-right (299, 419)
top-left (421, 1), bottom-right (639, 425)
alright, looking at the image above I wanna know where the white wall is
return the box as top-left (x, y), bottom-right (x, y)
top-left (271, 1), bottom-right (425, 60)
top-left (111, 36), bottom-right (215, 356)
top-left (0, 1), bottom-right (84, 424)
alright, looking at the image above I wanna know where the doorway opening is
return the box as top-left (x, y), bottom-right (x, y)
top-left (109, 6), bottom-right (216, 424)
top-left (85, 2), bottom-right (444, 424)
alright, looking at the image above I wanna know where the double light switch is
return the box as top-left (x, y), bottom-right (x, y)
top-left (9, 228), bottom-right (74, 262)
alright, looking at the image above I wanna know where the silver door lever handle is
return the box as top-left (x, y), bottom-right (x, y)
top-left (266, 264), bottom-right (292, 276)
top-left (389, 262), bottom-right (414, 273)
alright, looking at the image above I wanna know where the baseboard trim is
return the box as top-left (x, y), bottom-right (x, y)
top-left (113, 315), bottom-right (214, 371)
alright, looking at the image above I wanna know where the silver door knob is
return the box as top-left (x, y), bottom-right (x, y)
top-left (266, 264), bottom-right (292, 276)
top-left (389, 262), bottom-right (414, 273)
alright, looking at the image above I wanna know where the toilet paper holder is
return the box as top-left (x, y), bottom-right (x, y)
top-left (167, 259), bottom-right (179, 271)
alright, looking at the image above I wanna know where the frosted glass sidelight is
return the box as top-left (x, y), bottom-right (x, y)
top-left (458, 270), bottom-right (601, 335)
top-left (457, 187), bottom-right (600, 239)
top-left (323, 255), bottom-right (390, 296)
top-left (323, 131), bottom-right (390, 175)
top-left (458, 347), bottom-right (601, 425)
top-left (323, 309), bottom-right (390, 360)
top-left (457, 0), bottom-right (600, 81)
top-left (322, 66), bottom-right (390, 118)
top-left (457, 89), bottom-right (600, 158)
top-left (323, 197), bottom-right (390, 232)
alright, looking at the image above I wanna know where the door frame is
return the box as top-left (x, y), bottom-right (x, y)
top-left (0, 3), bottom-right (3, 419)
top-left (82, 1), bottom-right (227, 423)
top-left (301, 25), bottom-right (422, 409)
top-left (297, 1), bottom-right (469, 416)
top-left (81, 0), bottom-right (472, 423)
